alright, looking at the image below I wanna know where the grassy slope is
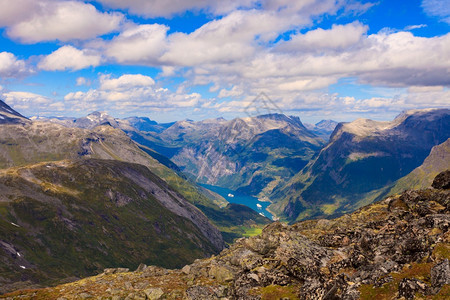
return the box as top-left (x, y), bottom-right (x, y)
top-left (388, 138), bottom-right (450, 195)
top-left (0, 159), bottom-right (221, 293)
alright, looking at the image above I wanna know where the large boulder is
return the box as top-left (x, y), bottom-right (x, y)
top-left (432, 170), bottom-right (450, 190)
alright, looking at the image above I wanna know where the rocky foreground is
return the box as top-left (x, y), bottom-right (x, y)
top-left (2, 171), bottom-right (450, 299)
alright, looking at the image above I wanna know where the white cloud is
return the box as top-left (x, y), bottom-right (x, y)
top-left (104, 0), bottom-right (349, 67)
top-left (218, 86), bottom-right (244, 98)
top-left (407, 86), bottom-right (444, 93)
top-left (105, 10), bottom-right (286, 66)
top-left (0, 52), bottom-right (32, 78)
top-left (3, 0), bottom-right (124, 43)
top-left (64, 73), bottom-right (204, 114)
top-left (212, 88), bottom-right (450, 118)
top-left (76, 77), bottom-right (91, 86)
top-left (96, 0), bottom-right (256, 17)
top-left (404, 24), bottom-right (427, 31)
top-left (277, 22), bottom-right (368, 53)
top-left (422, 0), bottom-right (450, 24)
top-left (278, 77), bottom-right (338, 91)
top-left (1, 90), bottom-right (68, 116)
top-left (97, 0), bottom-right (354, 19)
top-left (169, 25), bottom-right (450, 119)
top-left (160, 66), bottom-right (177, 77)
top-left (160, 11), bottom-right (266, 66)
top-left (99, 74), bottom-right (155, 90)
top-left (184, 30), bottom-right (450, 103)
top-left (357, 32), bottom-right (450, 86)
top-left (106, 24), bottom-right (169, 65)
top-left (38, 46), bottom-right (101, 71)
top-left (2, 91), bottom-right (53, 113)
top-left (0, 0), bottom-right (41, 27)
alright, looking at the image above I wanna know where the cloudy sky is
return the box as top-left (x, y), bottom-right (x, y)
top-left (0, 0), bottom-right (449, 123)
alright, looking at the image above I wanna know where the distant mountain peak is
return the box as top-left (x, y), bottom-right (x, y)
top-left (303, 119), bottom-right (338, 141)
top-left (395, 108), bottom-right (447, 119)
top-left (257, 113), bottom-right (286, 119)
top-left (336, 108), bottom-right (450, 139)
top-left (315, 119), bottom-right (338, 128)
top-left (87, 111), bottom-right (109, 117)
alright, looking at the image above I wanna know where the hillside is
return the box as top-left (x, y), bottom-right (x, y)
top-left (0, 159), bottom-right (224, 294)
top-left (4, 171), bottom-right (449, 299)
top-left (127, 113), bottom-right (325, 199)
top-left (272, 108), bottom-right (450, 222)
top-left (389, 138), bottom-right (450, 195)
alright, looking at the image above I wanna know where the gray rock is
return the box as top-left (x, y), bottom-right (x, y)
top-left (104, 268), bottom-right (129, 275)
top-left (144, 287), bottom-right (164, 300)
top-left (431, 259), bottom-right (450, 289)
top-left (141, 266), bottom-right (168, 277)
top-left (181, 265), bottom-right (191, 275)
top-left (186, 286), bottom-right (220, 300)
top-left (208, 264), bottom-right (234, 282)
top-left (77, 292), bottom-right (93, 299)
top-left (135, 263), bottom-right (147, 272)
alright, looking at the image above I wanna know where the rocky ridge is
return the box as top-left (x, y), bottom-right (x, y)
top-left (0, 101), bottom-right (29, 125)
top-left (4, 171), bottom-right (449, 299)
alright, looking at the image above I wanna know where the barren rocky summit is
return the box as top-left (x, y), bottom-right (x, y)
top-left (2, 171), bottom-right (450, 299)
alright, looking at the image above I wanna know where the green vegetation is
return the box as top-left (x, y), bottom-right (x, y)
top-left (249, 284), bottom-right (300, 300)
top-left (0, 159), bottom-right (220, 290)
top-left (196, 203), bottom-right (271, 244)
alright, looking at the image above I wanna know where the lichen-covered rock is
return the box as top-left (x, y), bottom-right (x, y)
top-left (398, 278), bottom-right (429, 300)
top-left (143, 287), bottom-right (164, 300)
top-left (431, 259), bottom-right (450, 289)
top-left (208, 264), bottom-right (234, 283)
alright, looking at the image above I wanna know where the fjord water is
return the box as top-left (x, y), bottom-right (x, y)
top-left (200, 184), bottom-right (274, 220)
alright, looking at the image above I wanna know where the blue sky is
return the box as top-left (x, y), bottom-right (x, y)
top-left (0, 0), bottom-right (449, 123)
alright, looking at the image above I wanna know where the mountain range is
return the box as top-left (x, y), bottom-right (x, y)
top-left (44, 112), bottom-right (328, 200)
top-left (0, 101), bottom-right (270, 293)
top-left (272, 108), bottom-right (450, 222)
top-left (1, 99), bottom-right (449, 296)
top-left (35, 107), bottom-right (450, 224)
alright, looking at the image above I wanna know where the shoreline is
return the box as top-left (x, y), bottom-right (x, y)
top-left (266, 206), bottom-right (279, 221)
